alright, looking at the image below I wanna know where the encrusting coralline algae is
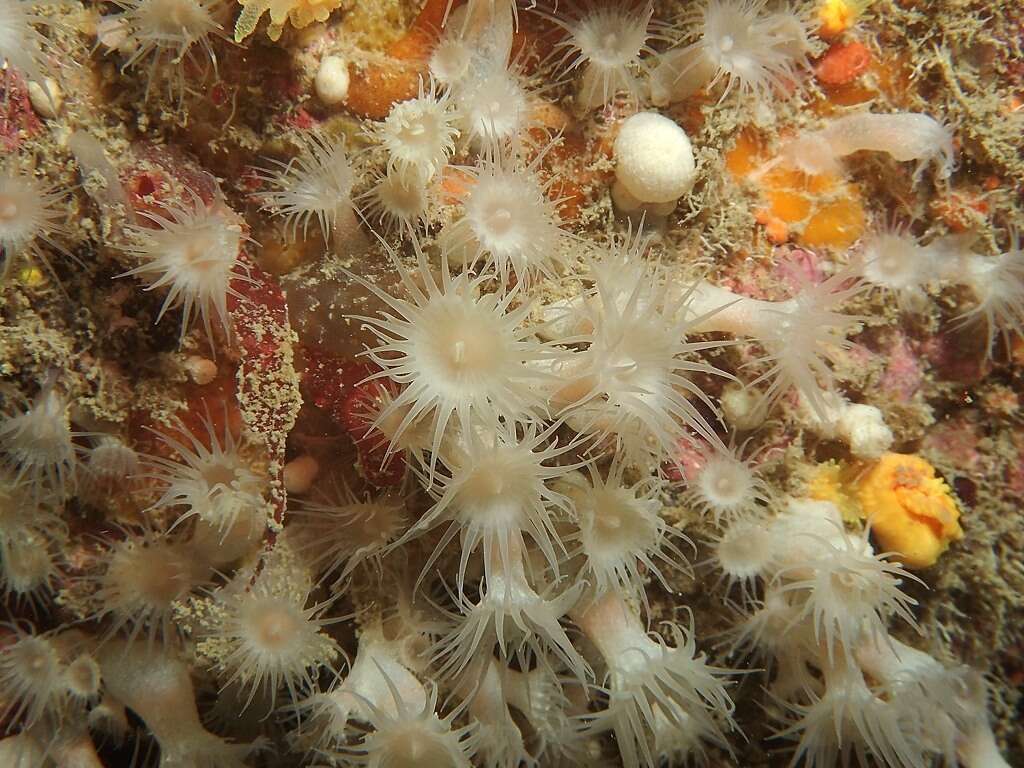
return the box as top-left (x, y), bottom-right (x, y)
top-left (0, 0), bottom-right (1023, 766)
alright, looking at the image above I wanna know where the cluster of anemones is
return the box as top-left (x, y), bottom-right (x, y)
top-left (0, 1), bottom-right (1017, 767)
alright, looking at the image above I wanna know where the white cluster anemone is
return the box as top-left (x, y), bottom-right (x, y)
top-left (777, 524), bottom-right (921, 663)
top-left (200, 555), bottom-right (340, 709)
top-left (955, 227), bottom-right (1024, 356)
top-left (370, 78), bottom-right (460, 182)
top-left (0, 383), bottom-right (76, 500)
top-left (565, 456), bottom-right (691, 605)
top-left (0, 0), bottom-right (56, 89)
top-left (685, 442), bottom-right (770, 524)
top-left (120, 189), bottom-right (249, 343)
top-left (0, 167), bottom-right (72, 282)
top-left (548, 1), bottom-right (664, 109)
top-left (856, 226), bottom-right (1024, 358)
top-left (255, 131), bottom-right (356, 243)
top-left (77, 434), bottom-right (142, 497)
top-left (90, 526), bottom-right (207, 645)
top-left (306, 621), bottom-right (477, 766)
top-left (651, 0), bottom-right (815, 105)
top-left (559, 233), bottom-right (730, 464)
top-left (331, 682), bottom-right (478, 768)
top-left (439, 149), bottom-right (568, 283)
top-left (708, 514), bottom-right (778, 602)
top-left (777, 111), bottom-right (956, 181)
top-left (0, 474), bottom-right (65, 607)
top-left (452, 54), bottom-right (533, 155)
top-left (356, 165), bottom-right (434, 236)
top-left (110, 0), bottom-right (227, 100)
top-left (98, 639), bottom-right (258, 767)
top-left (432, 536), bottom-right (589, 685)
top-left (352, 239), bottom-right (555, 473)
top-left (687, 266), bottom-right (867, 418)
top-left (0, 624), bottom-right (68, 728)
top-left (144, 412), bottom-right (267, 552)
top-left (859, 224), bottom-right (935, 303)
top-left (573, 591), bottom-right (736, 768)
top-left (400, 421), bottom-right (575, 594)
top-left (289, 482), bottom-right (406, 587)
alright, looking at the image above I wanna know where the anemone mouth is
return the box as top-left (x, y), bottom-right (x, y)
top-left (0, 194), bottom-right (20, 223)
top-left (200, 459), bottom-right (243, 489)
top-left (132, 548), bottom-right (190, 604)
top-left (716, 528), bottom-right (770, 578)
top-left (418, 300), bottom-right (508, 384)
top-left (251, 607), bottom-right (301, 651)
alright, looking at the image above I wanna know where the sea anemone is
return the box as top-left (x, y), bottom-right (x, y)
top-left (0, 623), bottom-right (68, 728)
top-left (202, 557), bottom-right (340, 709)
top-left (566, 456), bottom-right (691, 605)
top-left (777, 525), bottom-right (921, 662)
top-left (706, 514), bottom-right (777, 603)
top-left (859, 225), bottom-right (934, 303)
top-left (110, 0), bottom-right (227, 101)
top-left (0, 383), bottom-right (76, 500)
top-left (0, 472), bottom-right (65, 610)
top-left (356, 165), bottom-right (434, 236)
top-left (144, 412), bottom-right (266, 539)
top-left (119, 189), bottom-right (250, 344)
top-left (369, 78), bottom-right (460, 182)
top-left (326, 678), bottom-right (478, 768)
top-left (254, 131), bottom-right (356, 243)
top-left (558, 233), bottom-right (730, 463)
top-left (776, 666), bottom-right (924, 768)
top-left (77, 434), bottom-right (142, 497)
top-left (351, 238), bottom-right (555, 477)
top-left (685, 442), bottom-right (771, 524)
top-left (400, 421), bottom-right (576, 594)
top-left (956, 227), bottom-right (1024, 357)
top-left (547, 1), bottom-right (664, 109)
top-left (0, 167), bottom-right (72, 283)
top-left (656, 0), bottom-right (814, 105)
top-left (452, 53), bottom-right (533, 155)
top-left (439, 147), bottom-right (569, 284)
top-left (432, 536), bottom-right (589, 685)
top-left (89, 526), bottom-right (207, 645)
top-left (0, 0), bottom-right (56, 90)
top-left (574, 591), bottom-right (735, 767)
top-left (288, 481), bottom-right (406, 587)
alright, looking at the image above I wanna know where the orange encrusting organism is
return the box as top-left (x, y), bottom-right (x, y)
top-left (857, 453), bottom-right (964, 568)
top-left (725, 131), bottom-right (865, 248)
top-left (344, 0), bottom-right (453, 119)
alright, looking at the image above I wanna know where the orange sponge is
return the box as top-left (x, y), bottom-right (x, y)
top-left (857, 453), bottom-right (964, 568)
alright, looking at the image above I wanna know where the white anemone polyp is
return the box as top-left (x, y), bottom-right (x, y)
top-left (355, 241), bottom-right (552, 466)
top-left (402, 422), bottom-right (573, 592)
top-left (442, 152), bottom-right (564, 283)
top-left (114, 0), bottom-right (224, 98)
top-left (0, 627), bottom-right (65, 728)
top-left (94, 530), bottom-right (199, 644)
top-left (146, 413), bottom-right (265, 534)
top-left (213, 567), bottom-right (338, 709)
top-left (0, 169), bottom-right (71, 276)
top-left (256, 131), bottom-right (355, 243)
top-left (692, 449), bottom-right (763, 522)
top-left (571, 459), bottom-right (688, 599)
top-left (376, 80), bottom-right (459, 181)
top-left (121, 190), bottom-right (248, 343)
top-left (712, 517), bottom-right (775, 596)
top-left (553, 2), bottom-right (658, 108)
top-left (0, 386), bottom-right (75, 498)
